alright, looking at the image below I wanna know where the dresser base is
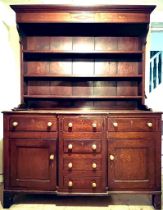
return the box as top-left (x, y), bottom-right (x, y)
top-left (2, 190), bottom-right (162, 210)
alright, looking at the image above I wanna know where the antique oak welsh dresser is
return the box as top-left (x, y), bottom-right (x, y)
top-left (2, 4), bottom-right (162, 209)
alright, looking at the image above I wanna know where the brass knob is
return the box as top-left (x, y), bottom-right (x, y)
top-left (68, 162), bottom-right (73, 169)
top-left (47, 122), bottom-right (53, 127)
top-left (12, 121), bottom-right (18, 127)
top-left (113, 122), bottom-right (118, 127)
top-left (92, 182), bottom-right (96, 188)
top-left (49, 154), bottom-right (54, 160)
top-left (68, 122), bottom-right (73, 128)
top-left (92, 144), bottom-right (97, 150)
top-left (109, 155), bottom-right (115, 161)
top-left (68, 181), bottom-right (73, 187)
top-left (92, 163), bottom-right (97, 169)
top-left (147, 122), bottom-right (153, 128)
top-left (92, 123), bottom-right (97, 128)
top-left (68, 144), bottom-right (73, 150)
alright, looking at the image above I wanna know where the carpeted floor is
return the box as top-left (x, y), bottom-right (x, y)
top-left (0, 183), bottom-right (162, 210)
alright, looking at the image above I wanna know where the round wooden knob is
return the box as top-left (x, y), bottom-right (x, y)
top-left (49, 154), bottom-right (54, 160)
top-left (92, 123), bottom-right (97, 128)
top-left (92, 144), bottom-right (97, 150)
top-left (68, 144), bottom-right (73, 150)
top-left (109, 155), bottom-right (115, 160)
top-left (92, 182), bottom-right (96, 188)
top-left (113, 122), bottom-right (118, 127)
top-left (68, 122), bottom-right (73, 128)
top-left (12, 122), bottom-right (18, 127)
top-left (47, 122), bottom-right (53, 127)
top-left (147, 122), bottom-right (153, 128)
top-left (68, 162), bottom-right (72, 169)
top-left (92, 163), bottom-right (97, 169)
top-left (68, 181), bottom-right (73, 187)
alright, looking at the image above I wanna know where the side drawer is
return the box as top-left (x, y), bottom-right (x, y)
top-left (107, 132), bottom-right (159, 140)
top-left (63, 139), bottom-right (101, 153)
top-left (9, 116), bottom-right (57, 131)
top-left (9, 131), bottom-right (57, 139)
top-left (61, 116), bottom-right (104, 132)
top-left (108, 117), bottom-right (157, 131)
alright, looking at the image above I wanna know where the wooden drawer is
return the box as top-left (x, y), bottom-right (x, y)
top-left (107, 132), bottom-right (159, 140)
top-left (61, 116), bottom-right (104, 132)
top-left (63, 177), bottom-right (103, 191)
top-left (9, 116), bottom-right (57, 131)
top-left (63, 139), bottom-right (101, 153)
top-left (108, 117), bottom-right (156, 131)
top-left (63, 157), bottom-right (102, 172)
top-left (62, 132), bottom-right (103, 140)
top-left (9, 131), bottom-right (57, 139)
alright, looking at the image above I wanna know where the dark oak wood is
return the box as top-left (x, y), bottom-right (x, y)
top-left (2, 4), bottom-right (161, 210)
top-left (58, 115), bottom-right (107, 193)
top-left (10, 139), bottom-right (57, 190)
top-left (152, 194), bottom-right (162, 210)
top-left (108, 138), bottom-right (155, 190)
top-left (11, 4), bottom-right (155, 24)
top-left (2, 111), bottom-right (162, 209)
top-left (3, 191), bottom-right (15, 209)
top-left (15, 9), bottom-right (146, 110)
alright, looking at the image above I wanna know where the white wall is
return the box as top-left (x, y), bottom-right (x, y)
top-left (0, 2), bottom-right (20, 182)
top-left (0, 0), bottom-right (163, 182)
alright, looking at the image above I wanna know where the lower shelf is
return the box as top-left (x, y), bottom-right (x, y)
top-left (24, 95), bottom-right (143, 99)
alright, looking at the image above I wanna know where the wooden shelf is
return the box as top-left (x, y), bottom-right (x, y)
top-left (23, 50), bottom-right (142, 60)
top-left (24, 75), bottom-right (142, 79)
top-left (19, 7), bottom-right (146, 110)
top-left (24, 95), bottom-right (142, 100)
top-left (23, 50), bottom-right (142, 54)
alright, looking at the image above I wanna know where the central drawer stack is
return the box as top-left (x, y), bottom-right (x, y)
top-left (58, 115), bottom-right (107, 193)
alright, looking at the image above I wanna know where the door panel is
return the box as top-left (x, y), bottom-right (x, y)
top-left (108, 139), bottom-right (155, 190)
top-left (10, 139), bottom-right (56, 190)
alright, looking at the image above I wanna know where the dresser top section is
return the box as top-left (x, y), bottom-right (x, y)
top-left (11, 5), bottom-right (156, 13)
top-left (10, 4), bottom-right (155, 24)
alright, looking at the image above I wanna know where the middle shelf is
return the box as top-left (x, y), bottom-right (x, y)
top-left (23, 50), bottom-right (142, 60)
top-left (24, 80), bottom-right (142, 97)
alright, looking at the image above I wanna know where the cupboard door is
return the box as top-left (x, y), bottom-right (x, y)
top-left (10, 139), bottom-right (56, 190)
top-left (108, 139), bottom-right (155, 190)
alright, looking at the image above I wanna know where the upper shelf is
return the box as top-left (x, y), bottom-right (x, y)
top-left (18, 23), bottom-right (150, 36)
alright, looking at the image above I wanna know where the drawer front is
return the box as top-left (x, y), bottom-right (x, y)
top-left (62, 117), bottom-right (104, 132)
top-left (62, 132), bottom-right (103, 140)
top-left (107, 132), bottom-right (159, 140)
top-left (9, 116), bottom-right (57, 131)
top-left (63, 177), bottom-right (103, 191)
top-left (63, 157), bottom-right (102, 172)
top-left (63, 139), bottom-right (101, 153)
top-left (9, 131), bottom-right (57, 139)
top-left (108, 118), bottom-right (156, 131)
